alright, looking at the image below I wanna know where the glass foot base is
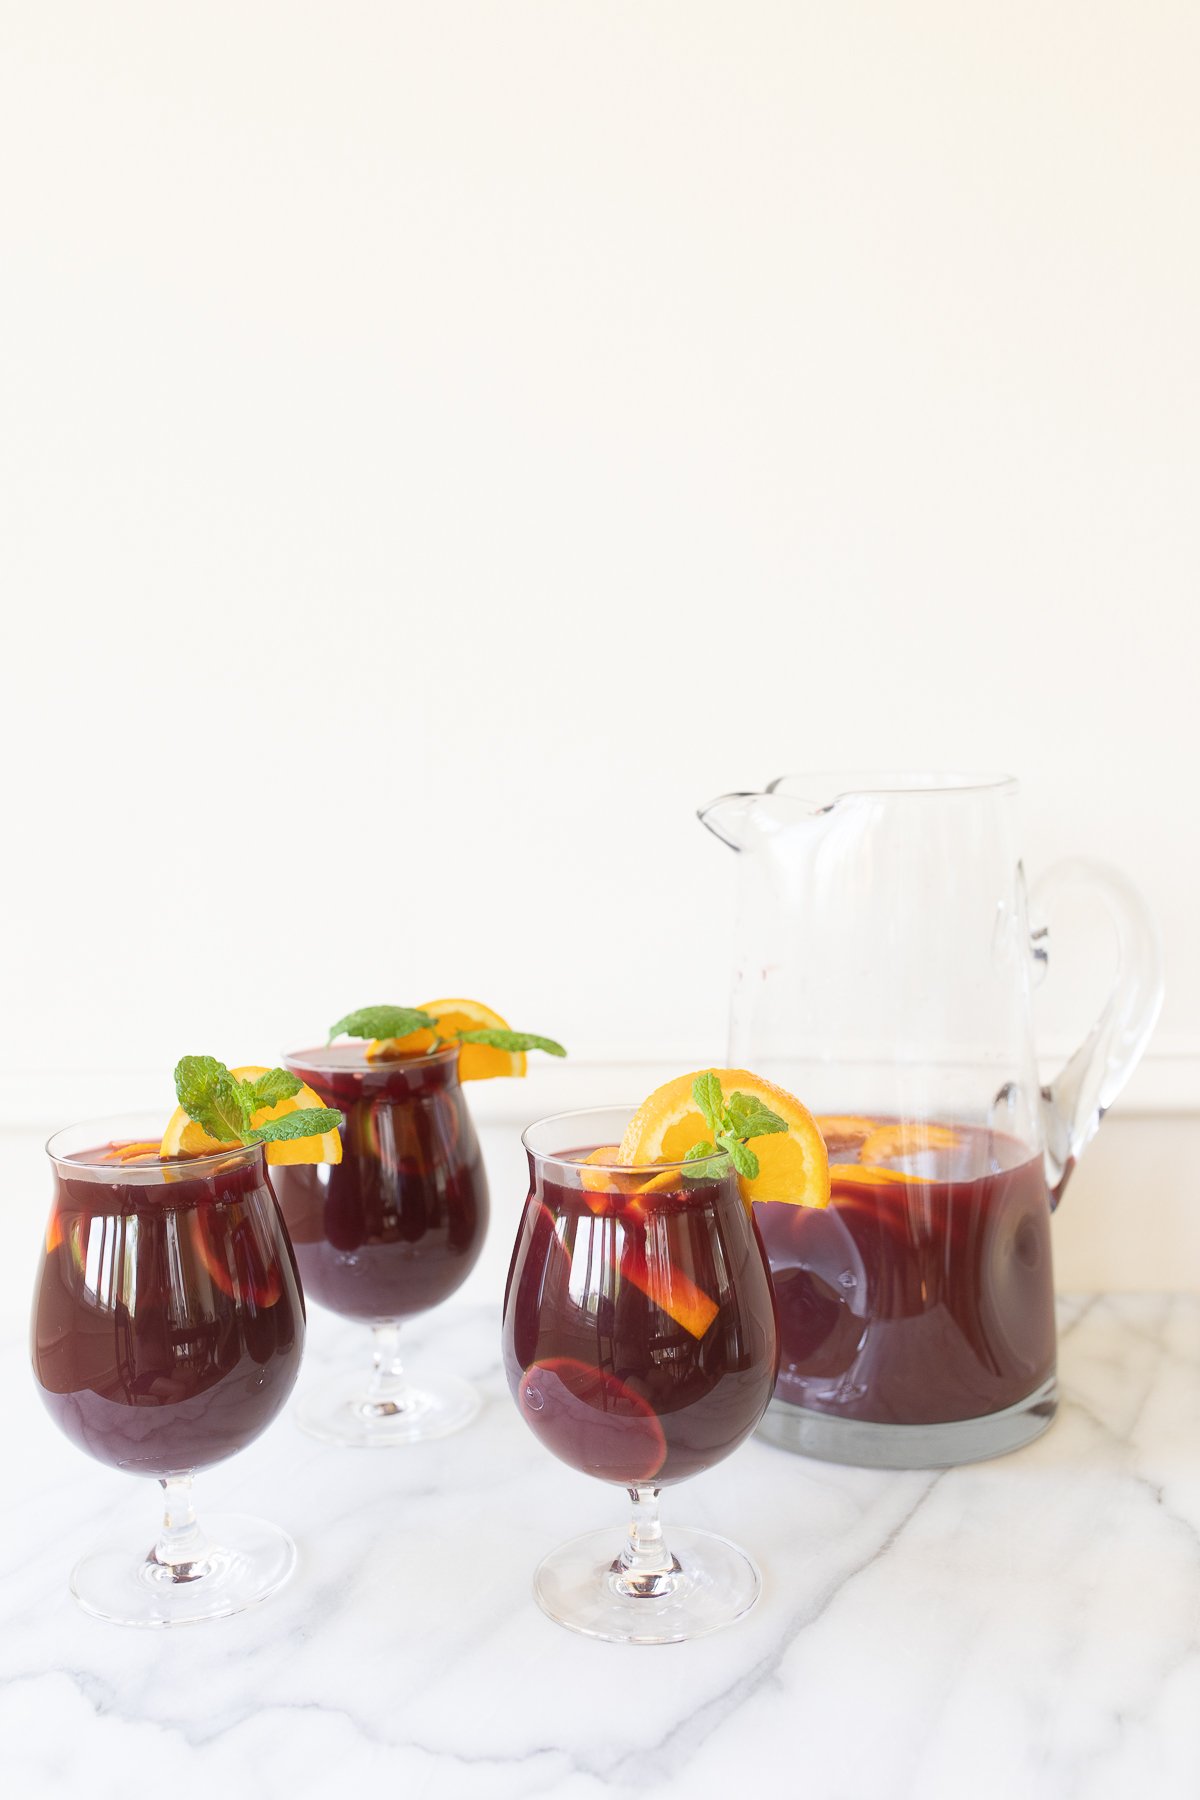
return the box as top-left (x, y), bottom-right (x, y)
top-left (295, 1368), bottom-right (481, 1447)
top-left (534, 1526), bottom-right (761, 1644)
top-left (756, 1375), bottom-right (1058, 1468)
top-left (70, 1514), bottom-right (296, 1628)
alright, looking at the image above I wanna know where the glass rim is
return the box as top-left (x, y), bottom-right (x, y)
top-left (768, 769), bottom-right (1019, 800)
top-left (521, 1105), bottom-right (732, 1174)
top-left (45, 1112), bottom-right (264, 1178)
top-left (283, 1042), bottom-right (462, 1074)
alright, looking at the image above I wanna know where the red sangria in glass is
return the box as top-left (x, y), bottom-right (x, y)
top-left (32, 1116), bottom-right (305, 1627)
top-left (271, 1043), bottom-right (487, 1445)
top-left (273, 1001), bottom-right (564, 1448)
top-left (503, 1106), bottom-right (780, 1644)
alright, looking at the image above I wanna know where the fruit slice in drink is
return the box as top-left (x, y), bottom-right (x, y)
top-left (619, 1239), bottom-right (719, 1340)
top-left (517, 1356), bottom-right (667, 1483)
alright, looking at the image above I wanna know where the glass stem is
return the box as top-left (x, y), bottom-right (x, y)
top-left (610, 1486), bottom-right (681, 1599)
top-left (149, 1474), bottom-right (213, 1584)
top-left (364, 1320), bottom-right (412, 1417)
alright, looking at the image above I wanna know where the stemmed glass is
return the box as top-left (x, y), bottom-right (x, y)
top-left (502, 1107), bottom-right (780, 1644)
top-left (31, 1115), bottom-right (305, 1627)
top-left (269, 1044), bottom-right (488, 1446)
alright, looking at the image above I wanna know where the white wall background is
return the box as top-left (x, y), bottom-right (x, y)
top-left (1, 4), bottom-right (1196, 1131)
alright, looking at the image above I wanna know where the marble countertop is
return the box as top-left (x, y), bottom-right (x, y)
top-left (2, 1294), bottom-right (1198, 1800)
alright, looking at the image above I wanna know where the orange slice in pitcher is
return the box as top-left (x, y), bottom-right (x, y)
top-left (159, 1065), bottom-right (342, 1166)
top-left (858, 1122), bottom-right (960, 1165)
top-left (815, 1115), bottom-right (878, 1154)
top-left (620, 1069), bottom-right (830, 1208)
top-left (367, 997), bottom-right (528, 1081)
top-left (830, 1163), bottom-right (921, 1188)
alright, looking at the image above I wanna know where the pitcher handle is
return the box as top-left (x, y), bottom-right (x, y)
top-left (1030, 857), bottom-right (1163, 1206)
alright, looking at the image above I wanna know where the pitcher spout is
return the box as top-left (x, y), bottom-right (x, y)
top-left (699, 784), bottom-right (828, 852)
top-left (697, 791), bottom-right (762, 853)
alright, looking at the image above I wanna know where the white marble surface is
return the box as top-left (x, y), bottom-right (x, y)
top-left (3, 1294), bottom-right (1199, 1800)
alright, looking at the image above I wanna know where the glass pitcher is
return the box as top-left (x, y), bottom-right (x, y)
top-left (699, 772), bottom-right (1163, 1468)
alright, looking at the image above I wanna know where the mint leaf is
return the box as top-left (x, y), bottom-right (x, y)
top-left (244, 1068), bottom-right (303, 1110)
top-left (692, 1072), bottom-right (724, 1134)
top-left (723, 1135), bottom-right (760, 1180)
top-left (175, 1055), bottom-right (226, 1121)
top-left (328, 1006), bottom-right (437, 1043)
top-left (684, 1141), bottom-right (721, 1162)
top-left (174, 1055), bottom-right (252, 1143)
top-left (246, 1108), bottom-right (343, 1145)
top-left (457, 1029), bottom-right (567, 1057)
top-left (726, 1092), bottom-right (787, 1140)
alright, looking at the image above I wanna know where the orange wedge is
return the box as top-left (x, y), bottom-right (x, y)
top-left (367, 997), bottom-right (527, 1081)
top-left (620, 1069), bottom-right (829, 1209)
top-left (159, 1065), bottom-right (342, 1166)
top-left (858, 1122), bottom-right (960, 1165)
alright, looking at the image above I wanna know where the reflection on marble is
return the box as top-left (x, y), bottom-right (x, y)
top-left (2, 1296), bottom-right (1198, 1800)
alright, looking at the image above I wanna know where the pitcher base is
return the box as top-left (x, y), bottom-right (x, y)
top-left (756, 1375), bottom-right (1058, 1469)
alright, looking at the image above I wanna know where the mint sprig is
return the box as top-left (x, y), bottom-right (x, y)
top-left (328, 1006), bottom-right (437, 1044)
top-left (329, 1005), bottom-right (566, 1062)
top-left (175, 1055), bottom-right (249, 1144)
top-left (172, 1056), bottom-right (343, 1150)
top-left (686, 1071), bottom-right (786, 1180)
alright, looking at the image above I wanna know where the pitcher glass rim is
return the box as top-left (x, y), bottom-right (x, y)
top-left (766, 771), bottom-right (1018, 801)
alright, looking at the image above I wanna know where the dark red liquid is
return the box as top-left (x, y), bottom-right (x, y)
top-left (755, 1121), bottom-right (1055, 1426)
top-left (31, 1145), bottom-right (304, 1475)
top-left (503, 1156), bottom-right (779, 1486)
top-left (270, 1046), bottom-right (489, 1323)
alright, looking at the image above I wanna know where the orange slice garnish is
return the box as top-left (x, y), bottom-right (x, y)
top-left (619, 1069), bottom-right (830, 1209)
top-left (159, 1065), bottom-right (342, 1166)
top-left (367, 997), bottom-right (527, 1081)
top-left (858, 1122), bottom-right (960, 1165)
